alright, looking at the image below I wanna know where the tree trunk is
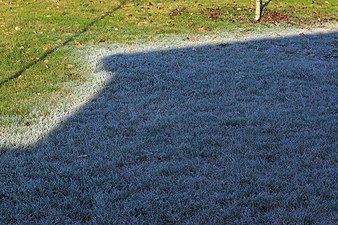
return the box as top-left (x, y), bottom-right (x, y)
top-left (255, 0), bottom-right (262, 21)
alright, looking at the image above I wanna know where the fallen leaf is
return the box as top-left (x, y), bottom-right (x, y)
top-left (186, 21), bottom-right (194, 27)
top-left (190, 35), bottom-right (197, 42)
top-left (42, 113), bottom-right (49, 120)
top-left (128, 47), bottom-right (136, 52)
top-left (96, 39), bottom-right (106, 43)
top-left (67, 64), bottom-right (75, 69)
top-left (169, 7), bottom-right (186, 18)
top-left (198, 26), bottom-right (205, 32)
top-left (66, 70), bottom-right (76, 76)
top-left (74, 40), bottom-right (81, 46)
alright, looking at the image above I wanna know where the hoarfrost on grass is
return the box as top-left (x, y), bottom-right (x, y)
top-left (0, 23), bottom-right (337, 224)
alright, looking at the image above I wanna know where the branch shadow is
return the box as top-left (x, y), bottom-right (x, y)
top-left (0, 0), bottom-right (129, 87)
top-left (263, 0), bottom-right (272, 9)
top-left (1, 32), bottom-right (337, 224)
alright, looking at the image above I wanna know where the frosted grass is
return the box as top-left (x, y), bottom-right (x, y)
top-left (0, 24), bottom-right (337, 224)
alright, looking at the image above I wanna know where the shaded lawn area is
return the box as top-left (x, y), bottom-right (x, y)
top-left (1, 31), bottom-right (337, 224)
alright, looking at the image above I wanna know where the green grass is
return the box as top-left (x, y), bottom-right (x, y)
top-left (0, 0), bottom-right (337, 126)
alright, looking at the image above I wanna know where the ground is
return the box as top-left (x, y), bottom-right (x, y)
top-left (1, 23), bottom-right (337, 223)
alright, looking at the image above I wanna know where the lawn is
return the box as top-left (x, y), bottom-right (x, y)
top-left (0, 0), bottom-right (337, 127)
top-left (0, 0), bottom-right (337, 224)
top-left (1, 27), bottom-right (337, 223)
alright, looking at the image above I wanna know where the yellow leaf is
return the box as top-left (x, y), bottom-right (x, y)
top-left (198, 26), bottom-right (205, 32)
top-left (190, 35), bottom-right (197, 42)
top-left (74, 40), bottom-right (81, 46)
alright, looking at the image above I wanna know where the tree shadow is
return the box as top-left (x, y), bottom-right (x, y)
top-left (1, 32), bottom-right (337, 224)
top-left (263, 0), bottom-right (272, 9)
top-left (0, 0), bottom-right (129, 87)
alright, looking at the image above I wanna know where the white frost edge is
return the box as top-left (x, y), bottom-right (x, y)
top-left (1, 22), bottom-right (337, 149)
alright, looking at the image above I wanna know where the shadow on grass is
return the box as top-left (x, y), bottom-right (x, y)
top-left (0, 0), bottom-right (129, 87)
top-left (1, 32), bottom-right (337, 224)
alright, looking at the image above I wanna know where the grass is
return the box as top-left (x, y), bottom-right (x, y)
top-left (0, 28), bottom-right (337, 223)
top-left (0, 0), bottom-right (337, 223)
top-left (0, 0), bottom-right (337, 127)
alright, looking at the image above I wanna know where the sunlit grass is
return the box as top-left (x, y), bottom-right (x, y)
top-left (0, 0), bottom-right (337, 126)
